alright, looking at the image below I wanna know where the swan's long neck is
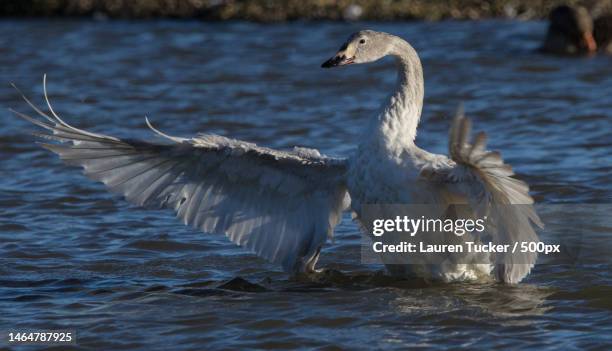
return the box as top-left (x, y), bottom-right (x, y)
top-left (370, 38), bottom-right (424, 153)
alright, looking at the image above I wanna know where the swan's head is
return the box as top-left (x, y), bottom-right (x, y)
top-left (321, 30), bottom-right (394, 68)
top-left (546, 5), bottom-right (597, 53)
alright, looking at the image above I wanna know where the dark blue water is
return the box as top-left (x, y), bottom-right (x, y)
top-left (0, 19), bottom-right (611, 350)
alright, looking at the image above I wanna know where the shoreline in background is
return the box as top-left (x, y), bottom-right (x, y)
top-left (2, 0), bottom-right (611, 22)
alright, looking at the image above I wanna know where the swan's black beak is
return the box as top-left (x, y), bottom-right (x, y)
top-left (321, 54), bottom-right (355, 68)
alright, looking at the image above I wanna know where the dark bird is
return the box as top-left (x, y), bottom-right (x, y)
top-left (541, 5), bottom-right (612, 55)
top-left (594, 13), bottom-right (612, 54)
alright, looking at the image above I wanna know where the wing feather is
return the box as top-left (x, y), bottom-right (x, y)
top-left (14, 80), bottom-right (348, 272)
top-left (435, 108), bottom-right (543, 284)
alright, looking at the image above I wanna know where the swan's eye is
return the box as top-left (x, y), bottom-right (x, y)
top-left (359, 39), bottom-right (366, 44)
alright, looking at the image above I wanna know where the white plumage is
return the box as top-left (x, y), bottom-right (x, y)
top-left (14, 30), bottom-right (541, 284)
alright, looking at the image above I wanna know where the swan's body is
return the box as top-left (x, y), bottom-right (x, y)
top-left (14, 30), bottom-right (541, 284)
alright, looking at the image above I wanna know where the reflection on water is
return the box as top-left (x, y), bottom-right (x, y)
top-left (0, 19), bottom-right (611, 349)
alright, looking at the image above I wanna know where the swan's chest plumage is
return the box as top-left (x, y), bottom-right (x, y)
top-left (346, 139), bottom-right (422, 211)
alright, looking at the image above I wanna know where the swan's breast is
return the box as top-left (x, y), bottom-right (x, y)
top-left (346, 144), bottom-right (421, 212)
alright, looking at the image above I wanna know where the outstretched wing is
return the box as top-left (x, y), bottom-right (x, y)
top-left (423, 108), bottom-right (543, 284)
top-left (12, 77), bottom-right (348, 272)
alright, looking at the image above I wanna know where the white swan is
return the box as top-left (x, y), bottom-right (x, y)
top-left (13, 30), bottom-right (541, 284)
